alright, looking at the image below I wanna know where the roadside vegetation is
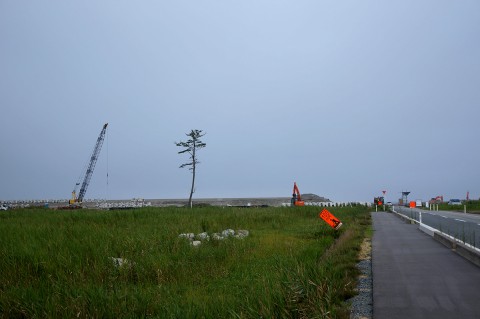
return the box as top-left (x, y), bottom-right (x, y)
top-left (437, 200), bottom-right (480, 213)
top-left (0, 205), bottom-right (371, 318)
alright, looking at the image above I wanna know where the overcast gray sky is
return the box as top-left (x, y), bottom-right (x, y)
top-left (1, 1), bottom-right (479, 202)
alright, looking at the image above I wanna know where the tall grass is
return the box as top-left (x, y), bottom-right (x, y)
top-left (0, 206), bottom-right (370, 318)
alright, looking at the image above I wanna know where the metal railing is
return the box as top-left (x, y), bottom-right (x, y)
top-left (392, 206), bottom-right (480, 252)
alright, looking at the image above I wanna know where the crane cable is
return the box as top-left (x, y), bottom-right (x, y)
top-left (106, 125), bottom-right (109, 201)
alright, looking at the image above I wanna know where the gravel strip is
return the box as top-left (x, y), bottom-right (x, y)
top-left (349, 239), bottom-right (373, 319)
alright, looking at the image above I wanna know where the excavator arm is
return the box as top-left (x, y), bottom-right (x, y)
top-left (292, 182), bottom-right (305, 206)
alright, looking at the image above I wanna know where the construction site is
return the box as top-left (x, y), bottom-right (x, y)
top-left (2, 123), bottom-right (371, 210)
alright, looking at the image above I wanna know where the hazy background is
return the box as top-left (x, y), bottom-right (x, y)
top-left (1, 1), bottom-right (479, 203)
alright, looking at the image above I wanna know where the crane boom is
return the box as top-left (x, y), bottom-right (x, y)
top-left (70, 123), bottom-right (108, 205)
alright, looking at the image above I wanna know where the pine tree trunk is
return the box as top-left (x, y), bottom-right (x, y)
top-left (188, 142), bottom-right (196, 208)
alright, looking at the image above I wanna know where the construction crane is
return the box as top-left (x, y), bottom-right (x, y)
top-left (69, 123), bottom-right (108, 205)
top-left (291, 182), bottom-right (305, 206)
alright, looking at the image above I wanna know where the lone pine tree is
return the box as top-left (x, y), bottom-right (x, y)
top-left (175, 129), bottom-right (206, 208)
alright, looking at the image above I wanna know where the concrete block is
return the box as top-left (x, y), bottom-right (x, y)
top-left (433, 232), bottom-right (455, 249)
top-left (179, 233), bottom-right (195, 241)
top-left (110, 257), bottom-right (134, 268)
top-left (196, 232), bottom-right (210, 241)
top-left (191, 241), bottom-right (201, 247)
top-left (419, 225), bottom-right (435, 237)
top-left (455, 243), bottom-right (480, 268)
top-left (212, 233), bottom-right (225, 240)
top-left (235, 229), bottom-right (249, 239)
top-left (222, 229), bottom-right (235, 237)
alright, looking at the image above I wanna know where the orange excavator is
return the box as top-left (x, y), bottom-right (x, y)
top-left (291, 182), bottom-right (305, 206)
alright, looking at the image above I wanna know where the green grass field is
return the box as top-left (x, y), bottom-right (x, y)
top-left (0, 205), bottom-right (371, 318)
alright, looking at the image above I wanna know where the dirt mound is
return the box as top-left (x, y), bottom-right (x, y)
top-left (301, 193), bottom-right (330, 202)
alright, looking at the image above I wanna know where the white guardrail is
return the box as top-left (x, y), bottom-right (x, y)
top-left (391, 206), bottom-right (480, 253)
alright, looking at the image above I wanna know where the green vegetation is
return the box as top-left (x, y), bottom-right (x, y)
top-left (0, 206), bottom-right (371, 318)
top-left (437, 200), bottom-right (480, 213)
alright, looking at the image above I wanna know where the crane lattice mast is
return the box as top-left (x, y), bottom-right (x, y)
top-left (71, 123), bottom-right (108, 204)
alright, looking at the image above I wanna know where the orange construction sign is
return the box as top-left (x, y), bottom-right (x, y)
top-left (319, 208), bottom-right (343, 230)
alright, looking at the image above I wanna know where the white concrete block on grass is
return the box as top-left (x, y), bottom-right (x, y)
top-left (235, 230), bottom-right (249, 239)
top-left (196, 232), bottom-right (210, 241)
top-left (110, 257), bottom-right (134, 268)
top-left (190, 241), bottom-right (202, 247)
top-left (212, 233), bottom-right (225, 240)
top-left (222, 229), bottom-right (235, 237)
top-left (179, 233), bottom-right (195, 241)
top-left (179, 229), bottom-right (250, 246)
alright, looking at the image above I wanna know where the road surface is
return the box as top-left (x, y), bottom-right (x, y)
top-left (373, 211), bottom-right (480, 318)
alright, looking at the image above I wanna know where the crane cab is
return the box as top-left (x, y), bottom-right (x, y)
top-left (69, 191), bottom-right (77, 205)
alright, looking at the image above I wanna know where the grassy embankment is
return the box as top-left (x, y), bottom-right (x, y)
top-left (0, 205), bottom-right (371, 318)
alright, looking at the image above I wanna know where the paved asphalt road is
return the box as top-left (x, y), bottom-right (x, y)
top-left (395, 206), bottom-right (480, 248)
top-left (373, 212), bottom-right (480, 318)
